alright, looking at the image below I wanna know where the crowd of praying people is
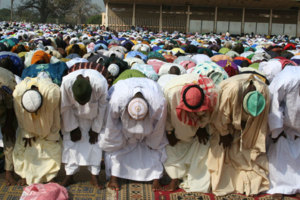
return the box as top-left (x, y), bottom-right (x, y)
top-left (0, 21), bottom-right (300, 199)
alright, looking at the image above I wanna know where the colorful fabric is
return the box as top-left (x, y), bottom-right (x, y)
top-left (216, 60), bottom-right (239, 77)
top-left (31, 50), bottom-right (51, 65)
top-left (113, 69), bottom-right (146, 85)
top-left (20, 183), bottom-right (68, 200)
top-left (176, 75), bottom-right (218, 126)
top-left (68, 62), bottom-right (107, 76)
top-left (131, 63), bottom-right (158, 81)
top-left (0, 52), bottom-right (24, 76)
top-left (192, 61), bottom-right (228, 78)
top-left (21, 62), bottom-right (68, 86)
top-left (243, 91), bottom-right (266, 117)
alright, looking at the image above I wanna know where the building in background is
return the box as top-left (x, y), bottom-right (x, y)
top-left (103, 0), bottom-right (300, 37)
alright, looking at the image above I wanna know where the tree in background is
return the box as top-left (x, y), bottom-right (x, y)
top-left (87, 15), bottom-right (102, 25)
top-left (66, 0), bottom-right (102, 24)
top-left (17, 0), bottom-right (102, 24)
top-left (17, 0), bottom-right (76, 23)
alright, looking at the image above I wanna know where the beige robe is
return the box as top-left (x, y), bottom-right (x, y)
top-left (13, 77), bottom-right (62, 184)
top-left (207, 74), bottom-right (270, 196)
top-left (163, 74), bottom-right (216, 192)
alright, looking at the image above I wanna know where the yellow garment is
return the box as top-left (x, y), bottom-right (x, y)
top-left (207, 74), bottom-right (270, 196)
top-left (12, 77), bottom-right (62, 184)
top-left (163, 74), bottom-right (216, 192)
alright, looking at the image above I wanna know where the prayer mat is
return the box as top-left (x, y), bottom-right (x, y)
top-left (68, 181), bottom-right (116, 200)
top-left (117, 179), bottom-right (154, 200)
top-left (0, 178), bottom-right (23, 200)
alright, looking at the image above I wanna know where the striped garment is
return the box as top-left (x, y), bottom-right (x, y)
top-left (68, 62), bottom-right (107, 76)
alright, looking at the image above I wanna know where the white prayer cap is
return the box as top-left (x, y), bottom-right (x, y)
top-left (21, 89), bottom-right (43, 113)
top-left (108, 64), bottom-right (120, 77)
top-left (127, 97), bottom-right (148, 121)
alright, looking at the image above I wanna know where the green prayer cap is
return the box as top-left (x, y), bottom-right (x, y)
top-left (243, 91), bottom-right (266, 117)
top-left (72, 76), bottom-right (92, 104)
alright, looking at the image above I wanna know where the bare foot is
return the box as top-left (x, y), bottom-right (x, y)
top-left (164, 179), bottom-right (179, 191)
top-left (90, 174), bottom-right (103, 189)
top-left (5, 171), bottom-right (16, 186)
top-left (61, 175), bottom-right (75, 187)
top-left (272, 194), bottom-right (284, 200)
top-left (17, 178), bottom-right (27, 186)
top-left (152, 179), bottom-right (162, 191)
top-left (108, 176), bottom-right (119, 191)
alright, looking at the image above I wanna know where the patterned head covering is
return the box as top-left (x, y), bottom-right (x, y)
top-left (176, 75), bottom-right (218, 126)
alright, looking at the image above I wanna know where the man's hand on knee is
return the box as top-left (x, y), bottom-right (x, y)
top-left (70, 127), bottom-right (82, 142)
top-left (196, 127), bottom-right (209, 145)
top-left (88, 129), bottom-right (98, 144)
top-left (219, 134), bottom-right (234, 149)
top-left (166, 130), bottom-right (179, 146)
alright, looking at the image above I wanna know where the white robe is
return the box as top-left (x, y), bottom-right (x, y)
top-left (268, 66), bottom-right (300, 195)
top-left (101, 77), bottom-right (168, 181)
top-left (60, 69), bottom-right (108, 168)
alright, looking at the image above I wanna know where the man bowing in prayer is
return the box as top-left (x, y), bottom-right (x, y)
top-left (0, 67), bottom-right (18, 185)
top-left (207, 74), bottom-right (270, 196)
top-left (267, 66), bottom-right (300, 199)
top-left (13, 75), bottom-right (62, 186)
top-left (101, 77), bottom-right (168, 191)
top-left (60, 69), bottom-right (108, 188)
top-left (162, 73), bottom-right (219, 192)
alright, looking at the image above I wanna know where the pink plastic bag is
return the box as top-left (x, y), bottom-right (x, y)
top-left (20, 183), bottom-right (68, 200)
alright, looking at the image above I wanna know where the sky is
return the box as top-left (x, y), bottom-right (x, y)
top-left (0, 0), bottom-right (105, 10)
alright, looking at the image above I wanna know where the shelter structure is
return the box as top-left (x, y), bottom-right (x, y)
top-left (103, 0), bottom-right (300, 37)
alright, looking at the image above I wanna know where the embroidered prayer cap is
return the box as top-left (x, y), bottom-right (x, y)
top-left (72, 75), bottom-right (92, 104)
top-left (127, 97), bottom-right (148, 120)
top-left (176, 75), bottom-right (218, 126)
top-left (243, 91), bottom-right (266, 117)
top-left (21, 89), bottom-right (43, 113)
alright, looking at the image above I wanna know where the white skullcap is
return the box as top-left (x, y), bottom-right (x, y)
top-left (21, 89), bottom-right (42, 113)
top-left (140, 46), bottom-right (148, 52)
top-left (127, 97), bottom-right (148, 120)
top-left (108, 64), bottom-right (120, 77)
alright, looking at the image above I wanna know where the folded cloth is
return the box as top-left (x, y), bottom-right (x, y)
top-left (20, 183), bottom-right (68, 200)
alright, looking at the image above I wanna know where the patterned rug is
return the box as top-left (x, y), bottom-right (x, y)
top-left (0, 176), bottom-right (299, 200)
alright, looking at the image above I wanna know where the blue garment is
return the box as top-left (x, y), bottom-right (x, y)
top-left (21, 62), bottom-right (68, 86)
top-left (0, 52), bottom-right (24, 76)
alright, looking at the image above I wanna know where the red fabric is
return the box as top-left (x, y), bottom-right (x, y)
top-left (176, 75), bottom-right (217, 126)
top-left (179, 60), bottom-right (196, 69)
top-left (224, 65), bottom-right (238, 77)
top-left (284, 43), bottom-right (296, 50)
top-left (147, 59), bottom-right (166, 73)
top-left (164, 54), bottom-right (177, 63)
top-left (277, 58), bottom-right (297, 69)
top-left (20, 183), bottom-right (68, 200)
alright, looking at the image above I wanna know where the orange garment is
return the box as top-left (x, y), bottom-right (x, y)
top-left (31, 50), bottom-right (51, 65)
